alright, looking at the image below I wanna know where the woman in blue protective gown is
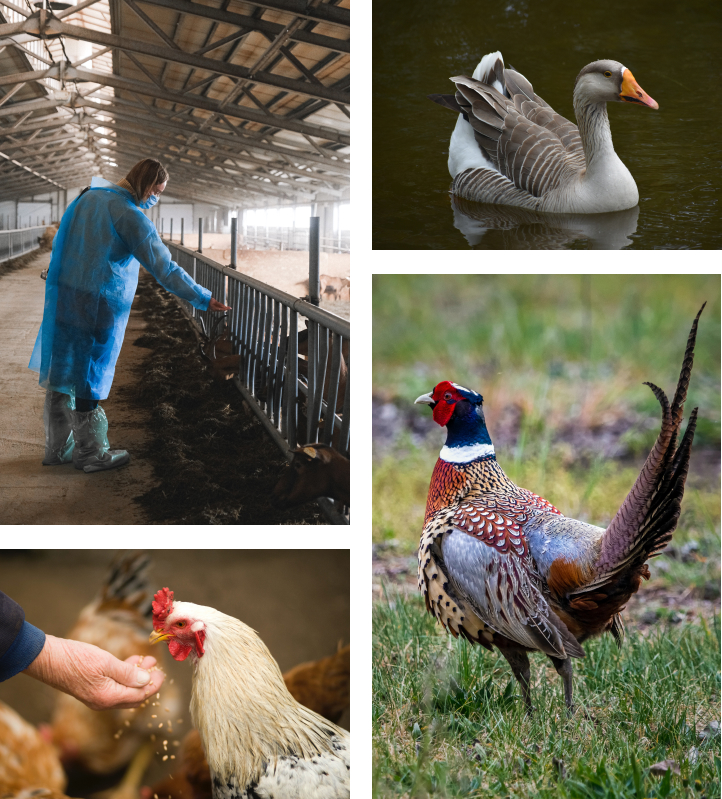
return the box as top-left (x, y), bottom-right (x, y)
top-left (28, 158), bottom-right (231, 473)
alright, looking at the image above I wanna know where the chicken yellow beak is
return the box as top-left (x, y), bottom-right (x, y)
top-left (415, 392), bottom-right (434, 405)
top-left (149, 629), bottom-right (172, 644)
top-left (620, 68), bottom-right (658, 109)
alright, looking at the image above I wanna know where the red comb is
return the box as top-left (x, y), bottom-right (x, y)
top-left (152, 587), bottom-right (174, 627)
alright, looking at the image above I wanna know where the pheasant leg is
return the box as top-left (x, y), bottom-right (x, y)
top-left (500, 649), bottom-right (534, 714)
top-left (548, 656), bottom-right (575, 715)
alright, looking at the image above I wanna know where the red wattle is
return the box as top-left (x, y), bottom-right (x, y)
top-left (194, 629), bottom-right (206, 656)
top-left (432, 401), bottom-right (454, 427)
top-left (168, 639), bottom-right (193, 661)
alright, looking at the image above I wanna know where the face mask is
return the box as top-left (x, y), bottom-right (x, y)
top-left (139, 194), bottom-right (159, 209)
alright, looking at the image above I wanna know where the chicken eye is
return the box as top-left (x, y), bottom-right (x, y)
top-left (176, 621), bottom-right (185, 627)
top-left (603, 70), bottom-right (612, 77)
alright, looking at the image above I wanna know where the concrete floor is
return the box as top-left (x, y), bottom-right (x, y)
top-left (0, 253), bottom-right (156, 524)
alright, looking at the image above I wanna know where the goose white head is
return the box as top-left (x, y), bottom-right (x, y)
top-left (574, 60), bottom-right (658, 109)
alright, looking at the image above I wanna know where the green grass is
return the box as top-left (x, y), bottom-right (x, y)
top-left (373, 275), bottom-right (720, 413)
top-left (373, 592), bottom-right (721, 798)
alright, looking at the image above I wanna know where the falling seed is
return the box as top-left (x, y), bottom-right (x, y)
top-left (170, 755), bottom-right (175, 760)
top-left (147, 723), bottom-right (153, 728)
top-left (162, 755), bottom-right (168, 761)
top-left (151, 734), bottom-right (156, 741)
top-left (165, 707), bottom-right (170, 712)
top-left (124, 720), bottom-right (131, 726)
top-left (173, 741), bottom-right (179, 747)
top-left (170, 679), bottom-right (174, 684)
top-left (159, 723), bottom-right (164, 728)
top-left (157, 693), bottom-right (160, 699)
top-left (152, 715), bottom-right (157, 718)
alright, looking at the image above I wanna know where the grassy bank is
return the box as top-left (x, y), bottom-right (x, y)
top-left (373, 592), bottom-right (721, 798)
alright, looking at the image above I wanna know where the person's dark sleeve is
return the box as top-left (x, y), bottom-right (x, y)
top-left (0, 591), bottom-right (46, 681)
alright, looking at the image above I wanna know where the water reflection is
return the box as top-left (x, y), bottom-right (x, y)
top-left (451, 196), bottom-right (639, 250)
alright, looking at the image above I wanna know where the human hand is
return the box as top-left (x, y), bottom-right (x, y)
top-left (208, 297), bottom-right (232, 312)
top-left (23, 634), bottom-right (166, 710)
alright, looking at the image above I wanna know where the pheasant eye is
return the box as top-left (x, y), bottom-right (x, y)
top-left (603, 70), bottom-right (612, 77)
top-left (444, 392), bottom-right (453, 401)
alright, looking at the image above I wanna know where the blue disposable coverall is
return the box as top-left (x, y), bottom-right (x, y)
top-left (29, 178), bottom-right (211, 400)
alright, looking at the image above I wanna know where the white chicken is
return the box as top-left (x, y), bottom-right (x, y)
top-left (149, 587), bottom-right (350, 799)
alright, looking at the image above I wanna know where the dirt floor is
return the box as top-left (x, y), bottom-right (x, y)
top-left (0, 250), bottom-right (338, 524)
top-left (0, 549), bottom-right (350, 793)
top-left (129, 272), bottom-right (327, 525)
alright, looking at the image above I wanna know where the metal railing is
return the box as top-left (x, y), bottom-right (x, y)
top-left (0, 225), bottom-right (46, 264)
top-left (163, 239), bottom-right (350, 524)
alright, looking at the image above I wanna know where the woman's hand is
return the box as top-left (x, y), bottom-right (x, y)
top-left (23, 634), bottom-right (166, 710)
top-left (208, 297), bottom-right (232, 312)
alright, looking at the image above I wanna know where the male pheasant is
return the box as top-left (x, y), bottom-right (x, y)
top-left (415, 305), bottom-right (705, 714)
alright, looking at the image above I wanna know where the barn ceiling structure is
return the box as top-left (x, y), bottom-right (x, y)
top-left (0, 0), bottom-right (350, 208)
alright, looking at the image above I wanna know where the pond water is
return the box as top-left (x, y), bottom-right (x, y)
top-left (372, 0), bottom-right (721, 249)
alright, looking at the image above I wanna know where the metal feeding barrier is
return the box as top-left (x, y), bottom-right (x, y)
top-left (162, 216), bottom-right (350, 525)
top-left (0, 225), bottom-right (46, 264)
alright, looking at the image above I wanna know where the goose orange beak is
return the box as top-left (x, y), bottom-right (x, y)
top-left (620, 68), bottom-right (658, 109)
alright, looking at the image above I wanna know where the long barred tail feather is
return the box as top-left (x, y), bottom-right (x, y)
top-left (578, 305), bottom-right (704, 591)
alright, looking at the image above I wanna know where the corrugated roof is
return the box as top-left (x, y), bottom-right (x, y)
top-left (0, 0), bottom-right (349, 205)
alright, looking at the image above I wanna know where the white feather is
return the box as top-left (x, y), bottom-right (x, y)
top-left (440, 442), bottom-right (495, 463)
top-left (448, 50), bottom-right (505, 178)
top-left (472, 50), bottom-right (505, 93)
top-left (448, 113), bottom-right (496, 177)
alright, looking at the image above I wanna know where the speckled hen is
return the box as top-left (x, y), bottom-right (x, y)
top-left (415, 305), bottom-right (705, 713)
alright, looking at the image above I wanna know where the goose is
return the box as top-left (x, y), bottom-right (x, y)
top-left (429, 52), bottom-right (658, 214)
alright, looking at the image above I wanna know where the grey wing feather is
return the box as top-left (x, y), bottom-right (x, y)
top-left (448, 73), bottom-right (582, 199)
top-left (442, 529), bottom-right (584, 658)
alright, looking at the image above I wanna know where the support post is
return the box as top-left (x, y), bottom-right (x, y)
top-left (198, 217), bottom-right (203, 253)
top-left (309, 215), bottom-right (320, 306)
top-left (230, 216), bottom-right (237, 269)
top-left (180, 216), bottom-right (184, 245)
top-left (170, 218), bottom-right (173, 241)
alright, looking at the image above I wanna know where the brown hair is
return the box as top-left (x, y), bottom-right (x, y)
top-left (123, 158), bottom-right (169, 201)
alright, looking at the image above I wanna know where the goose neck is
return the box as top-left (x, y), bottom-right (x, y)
top-left (573, 94), bottom-right (616, 175)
